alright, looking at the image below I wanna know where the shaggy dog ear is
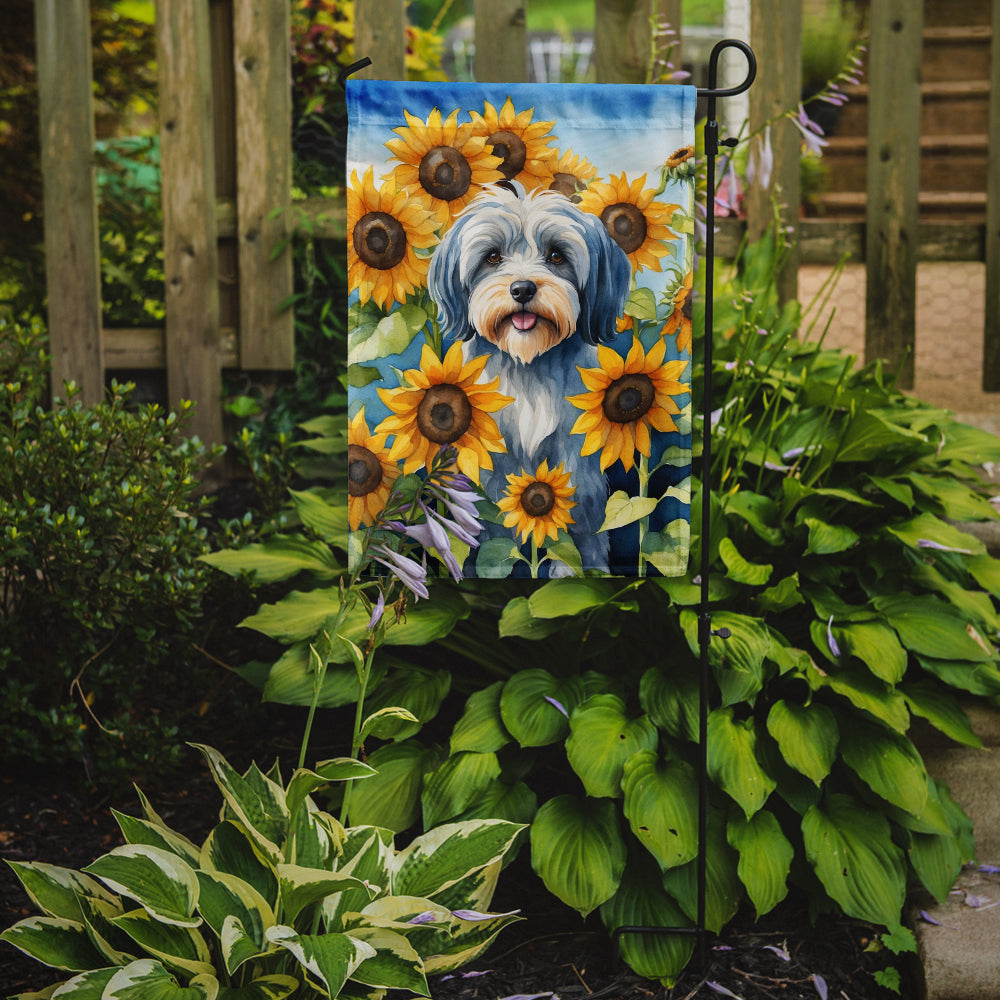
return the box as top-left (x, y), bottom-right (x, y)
top-left (427, 215), bottom-right (476, 342)
top-left (576, 213), bottom-right (632, 345)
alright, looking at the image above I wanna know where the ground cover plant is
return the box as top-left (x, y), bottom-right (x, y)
top-left (200, 229), bottom-right (1000, 987)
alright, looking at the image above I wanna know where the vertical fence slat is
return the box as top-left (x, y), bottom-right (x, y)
top-left (34, 0), bottom-right (103, 405)
top-left (157, 0), bottom-right (223, 445)
top-left (594, 0), bottom-right (653, 84)
top-left (474, 0), bottom-right (526, 82)
top-left (983, 0), bottom-right (1000, 390)
top-left (864, 0), bottom-right (923, 389)
top-left (233, 0), bottom-right (294, 369)
top-left (746, 0), bottom-right (801, 303)
top-left (354, 0), bottom-right (406, 80)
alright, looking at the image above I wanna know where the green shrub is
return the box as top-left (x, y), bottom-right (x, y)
top-left (0, 317), bottom-right (220, 783)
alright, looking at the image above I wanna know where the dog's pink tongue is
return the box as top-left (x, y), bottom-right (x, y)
top-left (512, 311), bottom-right (537, 331)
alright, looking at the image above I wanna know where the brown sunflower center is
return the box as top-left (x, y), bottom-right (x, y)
top-left (353, 212), bottom-right (407, 270)
top-left (487, 129), bottom-right (527, 180)
top-left (521, 481), bottom-right (555, 518)
top-left (666, 145), bottom-right (695, 168)
top-left (602, 372), bottom-right (655, 424)
top-left (550, 172), bottom-right (582, 198)
top-left (348, 444), bottom-right (383, 497)
top-left (600, 202), bottom-right (648, 254)
top-left (419, 146), bottom-right (473, 201)
top-left (416, 383), bottom-right (473, 444)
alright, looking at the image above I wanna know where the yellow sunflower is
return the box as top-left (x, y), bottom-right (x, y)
top-left (347, 407), bottom-right (400, 531)
top-left (498, 459), bottom-right (576, 549)
top-left (577, 172), bottom-right (680, 273)
top-left (384, 107), bottom-right (504, 226)
top-left (567, 337), bottom-right (688, 473)
top-left (661, 269), bottom-right (694, 354)
top-left (549, 148), bottom-right (598, 199)
top-left (467, 97), bottom-right (558, 192)
top-left (375, 342), bottom-right (513, 482)
top-left (347, 166), bottom-right (439, 310)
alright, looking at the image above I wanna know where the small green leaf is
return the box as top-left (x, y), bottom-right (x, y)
top-left (200, 537), bottom-right (340, 584)
top-left (347, 740), bottom-right (441, 832)
top-left (718, 537), bottom-right (772, 585)
top-left (639, 665), bottom-right (699, 742)
top-left (707, 708), bottom-right (776, 819)
top-left (265, 926), bottom-right (374, 998)
top-left (727, 811), bottom-right (793, 917)
top-left (421, 751), bottom-right (502, 828)
top-left (765, 700), bottom-right (838, 786)
top-left (839, 718), bottom-right (929, 817)
top-left (526, 578), bottom-right (619, 618)
top-left (450, 682), bottom-right (511, 754)
top-left (475, 537), bottom-right (522, 578)
top-left (598, 491), bottom-right (659, 532)
top-left (499, 670), bottom-right (584, 747)
top-left (875, 594), bottom-right (994, 662)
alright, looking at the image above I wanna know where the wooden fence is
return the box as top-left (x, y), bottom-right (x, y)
top-left (33, 0), bottom-right (1000, 445)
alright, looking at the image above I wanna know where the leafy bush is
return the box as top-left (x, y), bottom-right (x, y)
top-left (0, 317), bottom-right (220, 783)
top-left (206, 233), bottom-right (1000, 985)
top-left (1, 743), bottom-right (524, 998)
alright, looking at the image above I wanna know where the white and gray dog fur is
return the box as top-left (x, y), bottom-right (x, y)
top-left (427, 181), bottom-right (632, 573)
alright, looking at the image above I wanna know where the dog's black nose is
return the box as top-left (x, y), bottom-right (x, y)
top-left (510, 280), bottom-right (536, 304)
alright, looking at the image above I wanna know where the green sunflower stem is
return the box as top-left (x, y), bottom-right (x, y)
top-left (530, 536), bottom-right (541, 578)
top-left (637, 451), bottom-right (650, 576)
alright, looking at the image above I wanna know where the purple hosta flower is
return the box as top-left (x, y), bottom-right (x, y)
top-left (407, 911), bottom-right (438, 925)
top-left (827, 615), bottom-right (842, 657)
top-left (763, 944), bottom-right (791, 962)
top-left (706, 982), bottom-right (742, 999)
top-left (544, 695), bottom-right (569, 718)
top-left (434, 471), bottom-right (484, 536)
top-left (390, 504), bottom-right (464, 582)
top-left (811, 974), bottom-right (828, 1000)
top-left (715, 157), bottom-right (742, 216)
top-left (367, 590), bottom-right (385, 631)
top-left (441, 970), bottom-right (493, 981)
top-left (497, 994), bottom-right (557, 1000)
top-left (791, 103), bottom-right (828, 156)
top-left (746, 125), bottom-right (774, 191)
top-left (426, 499), bottom-right (479, 548)
top-left (979, 864), bottom-right (1000, 874)
top-left (919, 909), bottom-right (958, 929)
top-left (372, 544), bottom-right (429, 600)
top-left (451, 908), bottom-right (521, 921)
top-left (917, 538), bottom-right (973, 555)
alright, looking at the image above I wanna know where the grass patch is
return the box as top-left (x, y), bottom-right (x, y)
top-left (526, 0), bottom-right (724, 32)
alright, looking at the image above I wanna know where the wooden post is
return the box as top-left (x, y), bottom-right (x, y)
top-left (157, 0), bottom-right (223, 445)
top-left (354, 0), bottom-right (406, 80)
top-left (34, 0), bottom-right (104, 405)
top-left (746, 0), bottom-right (801, 304)
top-left (594, 0), bottom-right (650, 84)
top-left (864, 0), bottom-right (923, 389)
top-left (473, 0), bottom-right (526, 83)
top-left (983, 0), bottom-right (1000, 391)
top-left (233, 0), bottom-right (294, 369)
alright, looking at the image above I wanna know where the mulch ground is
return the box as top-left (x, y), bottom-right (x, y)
top-left (1, 742), bottom-right (913, 1000)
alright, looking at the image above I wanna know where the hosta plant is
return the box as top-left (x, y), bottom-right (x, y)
top-left (1, 744), bottom-right (523, 999)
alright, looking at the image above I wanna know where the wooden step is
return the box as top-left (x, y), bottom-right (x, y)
top-left (922, 25), bottom-right (993, 83)
top-left (812, 189), bottom-right (987, 222)
top-left (833, 80), bottom-right (991, 137)
top-left (922, 0), bottom-right (992, 28)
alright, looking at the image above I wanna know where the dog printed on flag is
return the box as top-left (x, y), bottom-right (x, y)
top-left (346, 80), bottom-right (696, 578)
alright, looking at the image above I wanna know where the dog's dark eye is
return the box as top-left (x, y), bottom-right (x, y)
top-left (546, 249), bottom-right (566, 265)
top-left (485, 250), bottom-right (502, 265)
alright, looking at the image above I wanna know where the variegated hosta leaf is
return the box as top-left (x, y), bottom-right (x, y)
top-left (285, 760), bottom-right (375, 824)
top-left (83, 846), bottom-right (200, 928)
top-left (195, 871), bottom-right (274, 974)
top-left (276, 865), bottom-right (376, 925)
top-left (288, 802), bottom-right (343, 870)
top-left (706, 707), bottom-right (776, 819)
top-left (0, 916), bottom-right (107, 972)
top-left (529, 795), bottom-right (626, 917)
top-left (77, 894), bottom-right (135, 966)
top-left (726, 810), bottom-right (793, 918)
top-left (420, 906), bottom-right (523, 975)
top-left (214, 975), bottom-right (300, 1000)
top-left (112, 810), bottom-right (202, 868)
top-left (765, 700), bottom-right (838, 786)
top-left (421, 751), bottom-right (502, 829)
top-left (345, 926), bottom-right (429, 995)
top-left (621, 751), bottom-right (699, 871)
top-left (265, 926), bottom-right (375, 998)
top-left (322, 829), bottom-right (393, 931)
top-left (102, 958), bottom-right (218, 999)
top-left (200, 822), bottom-right (278, 910)
top-left (566, 695), bottom-right (658, 799)
top-left (599, 854), bottom-right (694, 987)
top-left (4, 861), bottom-right (118, 922)
top-left (450, 682), bottom-right (511, 754)
top-left (391, 820), bottom-right (524, 901)
top-left (110, 908), bottom-right (214, 979)
top-left (802, 793), bottom-right (906, 926)
top-left (44, 966), bottom-right (118, 997)
top-left (422, 859), bottom-right (501, 916)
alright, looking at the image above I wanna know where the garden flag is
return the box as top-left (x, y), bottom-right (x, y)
top-left (346, 79), bottom-right (696, 578)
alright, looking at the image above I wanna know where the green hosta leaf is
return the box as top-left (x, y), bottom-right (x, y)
top-left (359, 706), bottom-right (421, 742)
top-left (566, 695), bottom-right (658, 798)
top-left (936, 421), bottom-right (1000, 465)
top-left (530, 795), bottom-right (626, 917)
top-left (839, 718), bottom-right (929, 816)
top-left (901, 680), bottom-right (982, 748)
top-left (216, 975), bottom-right (299, 1000)
top-left (111, 909), bottom-right (214, 978)
top-left (75, 895), bottom-right (134, 966)
top-left (363, 667), bottom-right (451, 740)
top-left (598, 490), bottom-right (659, 532)
top-left (260, 644), bottom-right (383, 709)
top-left (886, 511), bottom-right (985, 556)
top-left (200, 536), bottom-right (340, 584)
top-left (874, 594), bottom-right (995, 662)
top-left (621, 751), bottom-right (698, 871)
top-left (392, 820), bottom-right (524, 900)
top-left (288, 489), bottom-right (349, 547)
top-left (909, 793), bottom-right (967, 906)
top-left (834, 410), bottom-right (927, 463)
top-left (199, 822), bottom-right (278, 910)
top-left (450, 682), bottom-right (511, 754)
top-left (265, 926), bottom-right (375, 997)
top-left (83, 846), bottom-right (200, 928)
top-left (911, 562), bottom-right (1000, 633)
top-left (112, 812), bottom-right (201, 868)
top-left (661, 811), bottom-right (741, 933)
top-left (4, 862), bottom-right (118, 923)
top-left (802, 793), bottom-right (906, 926)
top-left (681, 610), bottom-right (770, 706)
top-left (103, 959), bottom-right (218, 999)
top-left (866, 474), bottom-right (914, 509)
top-left (497, 596), bottom-right (564, 639)
top-left (803, 517), bottom-right (859, 556)
top-left (285, 759), bottom-right (376, 822)
top-left (526, 578), bottom-right (620, 618)
top-left (727, 811), bottom-right (793, 918)
top-left (421, 751), bottom-right (502, 828)
top-left (906, 472), bottom-right (998, 521)
top-left (277, 865), bottom-right (374, 926)
top-left (347, 740), bottom-right (441, 832)
top-left (834, 621), bottom-right (907, 684)
top-left (967, 553), bottom-right (1000, 597)
top-left (453, 779), bottom-right (538, 827)
top-left (707, 708), bottom-right (776, 818)
top-left (195, 871), bottom-right (273, 974)
top-left (499, 670), bottom-right (584, 747)
top-left (426, 906), bottom-right (522, 975)
top-left (0, 916), bottom-right (107, 971)
top-left (765, 700), bottom-right (838, 786)
top-left (916, 655), bottom-right (1000, 697)
top-left (756, 573), bottom-right (805, 614)
top-left (718, 537), bottom-right (772, 585)
top-left (346, 926), bottom-right (428, 994)
top-left (599, 854), bottom-right (694, 987)
top-left (639, 665), bottom-right (699, 742)
top-left (813, 663), bottom-right (910, 732)
top-left (725, 491), bottom-right (784, 545)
